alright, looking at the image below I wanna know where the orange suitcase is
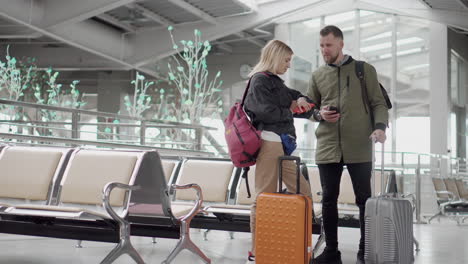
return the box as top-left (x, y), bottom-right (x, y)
top-left (255, 156), bottom-right (313, 264)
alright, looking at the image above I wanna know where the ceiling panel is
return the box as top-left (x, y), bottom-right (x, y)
top-left (139, 0), bottom-right (201, 23)
top-left (421, 0), bottom-right (468, 10)
top-left (185, 0), bottom-right (251, 17)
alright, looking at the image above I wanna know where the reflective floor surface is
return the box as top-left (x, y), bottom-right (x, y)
top-left (0, 219), bottom-right (467, 264)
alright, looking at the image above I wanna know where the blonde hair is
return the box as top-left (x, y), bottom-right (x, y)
top-left (249, 40), bottom-right (293, 77)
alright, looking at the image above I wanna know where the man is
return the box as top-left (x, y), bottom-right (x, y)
top-left (307, 25), bottom-right (388, 264)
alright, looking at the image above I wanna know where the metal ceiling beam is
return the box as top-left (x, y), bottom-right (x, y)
top-left (0, 45), bottom-right (124, 70)
top-left (0, 33), bottom-right (41, 39)
top-left (358, 0), bottom-right (468, 32)
top-left (96, 13), bottom-right (137, 32)
top-left (235, 32), bottom-right (265, 48)
top-left (129, 3), bottom-right (173, 26)
top-left (0, 0), bottom-right (158, 77)
top-left (41, 0), bottom-right (136, 28)
top-left (168, 0), bottom-right (217, 24)
top-left (216, 43), bottom-right (233, 53)
top-left (130, 0), bottom-right (324, 68)
top-left (232, 0), bottom-right (258, 12)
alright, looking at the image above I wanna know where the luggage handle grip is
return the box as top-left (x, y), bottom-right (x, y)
top-left (278, 156), bottom-right (301, 194)
top-left (371, 137), bottom-right (385, 195)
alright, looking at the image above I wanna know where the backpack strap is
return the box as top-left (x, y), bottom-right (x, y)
top-left (355, 60), bottom-right (370, 115)
top-left (240, 72), bottom-right (269, 106)
top-left (241, 167), bottom-right (252, 198)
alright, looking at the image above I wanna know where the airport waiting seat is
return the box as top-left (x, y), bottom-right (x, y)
top-left (429, 177), bottom-right (468, 224)
top-left (455, 179), bottom-right (468, 200)
top-left (173, 158), bottom-right (236, 209)
top-left (0, 146), bottom-right (72, 209)
top-left (3, 148), bottom-right (148, 263)
top-left (161, 158), bottom-right (182, 185)
top-left (129, 153), bottom-right (211, 264)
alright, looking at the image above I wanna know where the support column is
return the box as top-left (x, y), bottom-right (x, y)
top-left (429, 23), bottom-right (450, 177)
top-left (390, 15), bottom-right (397, 163)
top-left (275, 23), bottom-right (291, 86)
top-left (97, 71), bottom-right (126, 140)
top-left (426, 22), bottom-right (450, 217)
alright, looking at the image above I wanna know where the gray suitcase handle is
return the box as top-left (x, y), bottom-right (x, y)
top-left (371, 137), bottom-right (385, 196)
top-left (278, 156), bottom-right (301, 194)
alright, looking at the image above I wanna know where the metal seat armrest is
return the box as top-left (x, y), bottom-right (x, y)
top-left (171, 183), bottom-right (203, 222)
top-left (401, 193), bottom-right (417, 212)
top-left (102, 182), bottom-right (139, 223)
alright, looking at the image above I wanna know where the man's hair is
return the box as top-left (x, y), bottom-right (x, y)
top-left (320, 25), bottom-right (343, 39)
top-left (249, 40), bottom-right (293, 76)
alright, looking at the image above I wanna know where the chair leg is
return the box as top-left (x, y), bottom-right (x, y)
top-left (75, 240), bottom-right (83, 248)
top-left (162, 220), bottom-right (211, 264)
top-left (427, 212), bottom-right (442, 224)
top-left (203, 229), bottom-right (210, 241)
top-left (152, 237), bottom-right (157, 244)
top-left (100, 222), bottom-right (145, 264)
top-left (229, 231), bottom-right (234, 240)
top-left (313, 219), bottom-right (325, 256)
top-left (413, 236), bottom-right (420, 252)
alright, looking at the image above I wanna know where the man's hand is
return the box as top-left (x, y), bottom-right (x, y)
top-left (320, 105), bottom-right (340, 123)
top-left (370, 129), bottom-right (386, 143)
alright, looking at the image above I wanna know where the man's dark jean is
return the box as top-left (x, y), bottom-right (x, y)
top-left (317, 161), bottom-right (372, 251)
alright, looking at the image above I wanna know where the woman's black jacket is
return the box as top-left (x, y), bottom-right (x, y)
top-left (244, 71), bottom-right (311, 138)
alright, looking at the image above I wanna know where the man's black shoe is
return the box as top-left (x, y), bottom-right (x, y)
top-left (356, 249), bottom-right (365, 264)
top-left (314, 248), bottom-right (342, 264)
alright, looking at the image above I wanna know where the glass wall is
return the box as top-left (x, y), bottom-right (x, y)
top-left (288, 10), bottom-right (431, 155)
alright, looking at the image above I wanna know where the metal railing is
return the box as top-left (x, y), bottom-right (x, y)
top-left (0, 98), bottom-right (226, 156)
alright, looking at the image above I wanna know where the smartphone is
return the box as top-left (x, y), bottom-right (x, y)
top-left (328, 106), bottom-right (339, 113)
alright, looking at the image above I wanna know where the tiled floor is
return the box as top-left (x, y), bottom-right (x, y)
top-left (0, 220), bottom-right (467, 264)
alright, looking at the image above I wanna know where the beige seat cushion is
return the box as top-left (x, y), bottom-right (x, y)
top-left (444, 178), bottom-right (461, 199)
top-left (61, 150), bottom-right (139, 207)
top-left (0, 147), bottom-right (64, 201)
top-left (175, 160), bottom-right (234, 202)
top-left (6, 204), bottom-right (109, 219)
top-left (171, 203), bottom-right (198, 218)
top-left (455, 179), bottom-right (468, 200)
top-left (161, 159), bottom-right (177, 182)
top-left (432, 178), bottom-right (449, 199)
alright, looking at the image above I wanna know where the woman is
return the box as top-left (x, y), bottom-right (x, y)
top-left (243, 39), bottom-right (314, 263)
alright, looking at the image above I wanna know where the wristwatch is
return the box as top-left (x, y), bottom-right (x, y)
top-left (313, 109), bottom-right (323, 121)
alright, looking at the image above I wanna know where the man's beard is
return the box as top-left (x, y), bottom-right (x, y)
top-left (324, 53), bottom-right (339, 64)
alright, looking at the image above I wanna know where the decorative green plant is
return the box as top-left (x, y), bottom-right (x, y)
top-left (33, 68), bottom-right (86, 122)
top-left (163, 26), bottom-right (224, 124)
top-left (0, 46), bottom-right (33, 102)
top-left (124, 72), bottom-right (154, 118)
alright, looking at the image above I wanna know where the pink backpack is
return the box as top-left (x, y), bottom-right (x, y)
top-left (224, 74), bottom-right (264, 168)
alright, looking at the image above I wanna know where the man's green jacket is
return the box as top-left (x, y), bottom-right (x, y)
top-left (307, 57), bottom-right (389, 164)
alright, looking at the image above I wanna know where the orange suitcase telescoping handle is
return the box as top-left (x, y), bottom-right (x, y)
top-left (278, 155), bottom-right (301, 194)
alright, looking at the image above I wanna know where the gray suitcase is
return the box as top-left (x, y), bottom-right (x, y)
top-left (364, 141), bottom-right (414, 264)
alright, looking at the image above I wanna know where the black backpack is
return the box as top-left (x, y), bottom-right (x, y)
top-left (355, 60), bottom-right (392, 110)
top-left (354, 60), bottom-right (391, 129)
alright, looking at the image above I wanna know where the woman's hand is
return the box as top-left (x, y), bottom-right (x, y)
top-left (297, 97), bottom-right (312, 111)
top-left (289, 100), bottom-right (298, 113)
